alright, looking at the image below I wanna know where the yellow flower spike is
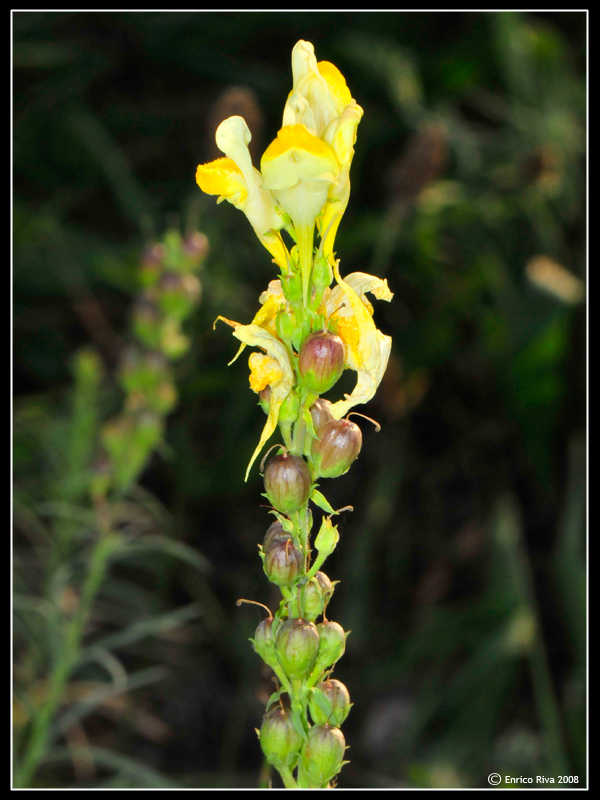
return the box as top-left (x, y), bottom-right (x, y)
top-left (327, 264), bottom-right (393, 420)
top-left (196, 116), bottom-right (289, 269)
top-left (215, 318), bottom-right (294, 481)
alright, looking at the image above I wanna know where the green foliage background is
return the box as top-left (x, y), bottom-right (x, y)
top-left (13, 11), bottom-right (586, 789)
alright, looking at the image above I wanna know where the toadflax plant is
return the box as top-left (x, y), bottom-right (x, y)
top-left (196, 40), bottom-right (393, 789)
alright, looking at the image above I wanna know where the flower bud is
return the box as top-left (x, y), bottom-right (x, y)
top-left (298, 572), bottom-right (333, 621)
top-left (278, 390), bottom-right (300, 424)
top-left (264, 538), bottom-right (304, 587)
top-left (263, 521), bottom-right (290, 551)
top-left (281, 271), bottom-right (303, 305)
top-left (309, 398), bottom-right (334, 434)
top-left (314, 517), bottom-right (339, 559)
top-left (300, 724), bottom-right (346, 786)
top-left (313, 620), bottom-right (346, 673)
top-left (260, 705), bottom-right (303, 769)
top-left (182, 231), bottom-right (209, 262)
top-left (276, 618), bottom-right (320, 679)
top-left (276, 309), bottom-right (294, 344)
top-left (311, 419), bottom-right (362, 479)
top-left (264, 454), bottom-right (311, 514)
top-left (309, 679), bottom-right (351, 727)
top-left (312, 256), bottom-right (334, 292)
top-left (298, 332), bottom-right (345, 395)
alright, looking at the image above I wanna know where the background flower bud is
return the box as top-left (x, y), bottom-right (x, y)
top-left (276, 618), bottom-right (320, 679)
top-left (309, 679), bottom-right (351, 727)
top-left (264, 538), bottom-right (304, 587)
top-left (260, 706), bottom-right (303, 769)
top-left (300, 724), bottom-right (346, 786)
top-left (311, 419), bottom-right (362, 478)
top-left (264, 453), bottom-right (311, 514)
top-left (298, 332), bottom-right (345, 394)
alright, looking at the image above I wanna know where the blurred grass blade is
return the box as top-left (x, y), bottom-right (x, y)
top-left (44, 745), bottom-right (179, 788)
top-left (82, 603), bottom-right (201, 654)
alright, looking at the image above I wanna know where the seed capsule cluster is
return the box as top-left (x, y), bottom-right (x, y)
top-left (252, 343), bottom-right (368, 787)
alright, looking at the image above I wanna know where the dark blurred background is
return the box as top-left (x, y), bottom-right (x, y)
top-left (13, 11), bottom-right (586, 789)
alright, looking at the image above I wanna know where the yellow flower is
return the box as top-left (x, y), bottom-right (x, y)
top-left (196, 116), bottom-right (288, 269)
top-left (281, 41), bottom-right (364, 264)
top-left (215, 317), bottom-right (294, 480)
top-left (324, 264), bottom-right (393, 419)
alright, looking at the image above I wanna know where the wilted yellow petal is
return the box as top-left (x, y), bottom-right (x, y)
top-left (216, 319), bottom-right (294, 480)
top-left (327, 271), bottom-right (393, 315)
top-left (327, 263), bottom-right (392, 419)
top-left (248, 352), bottom-right (283, 393)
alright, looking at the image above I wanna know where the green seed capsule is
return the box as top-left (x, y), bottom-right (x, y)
top-left (298, 572), bottom-right (333, 621)
top-left (276, 618), bottom-right (320, 679)
top-left (252, 617), bottom-right (279, 671)
top-left (260, 706), bottom-right (303, 769)
top-left (300, 724), bottom-right (346, 786)
top-left (313, 620), bottom-right (346, 673)
top-left (309, 679), bottom-right (351, 727)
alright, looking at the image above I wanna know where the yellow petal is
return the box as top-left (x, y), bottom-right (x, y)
top-left (195, 158), bottom-right (248, 204)
top-left (317, 61), bottom-right (352, 113)
top-left (261, 125), bottom-right (339, 192)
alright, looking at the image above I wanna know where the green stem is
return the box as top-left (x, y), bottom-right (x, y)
top-left (278, 764), bottom-right (298, 789)
top-left (15, 532), bottom-right (117, 787)
top-left (295, 224), bottom-right (315, 310)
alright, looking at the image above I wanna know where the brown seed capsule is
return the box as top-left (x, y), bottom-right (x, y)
top-left (263, 521), bottom-right (291, 551)
top-left (298, 332), bottom-right (345, 394)
top-left (309, 398), bottom-right (335, 435)
top-left (312, 419), bottom-right (362, 478)
top-left (264, 538), bottom-right (304, 587)
top-left (264, 453), bottom-right (311, 514)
